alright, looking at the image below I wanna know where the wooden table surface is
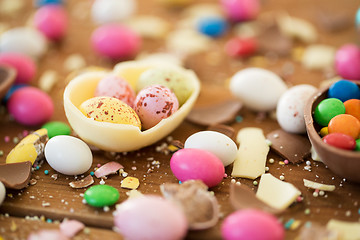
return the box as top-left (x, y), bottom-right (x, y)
top-left (0, 0), bottom-right (359, 239)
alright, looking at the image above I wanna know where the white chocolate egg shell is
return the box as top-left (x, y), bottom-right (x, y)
top-left (64, 61), bottom-right (200, 152)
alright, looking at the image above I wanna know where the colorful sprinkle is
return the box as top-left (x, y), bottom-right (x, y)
top-left (284, 218), bottom-right (295, 230)
top-left (44, 170), bottom-right (49, 175)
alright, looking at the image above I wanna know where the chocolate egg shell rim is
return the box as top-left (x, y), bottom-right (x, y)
top-left (63, 67), bottom-right (201, 134)
top-left (304, 82), bottom-right (360, 157)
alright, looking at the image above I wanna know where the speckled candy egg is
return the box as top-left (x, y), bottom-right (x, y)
top-left (221, 209), bottom-right (284, 240)
top-left (0, 27), bottom-right (47, 59)
top-left (137, 68), bottom-right (193, 106)
top-left (44, 135), bottom-right (93, 175)
top-left (114, 196), bottom-right (187, 240)
top-left (229, 68), bottom-right (288, 112)
top-left (34, 5), bottom-right (68, 40)
top-left (0, 53), bottom-right (37, 84)
top-left (95, 75), bottom-right (136, 108)
top-left (79, 96), bottom-right (141, 129)
top-left (91, 0), bottom-right (136, 25)
top-left (7, 87), bottom-right (54, 126)
top-left (170, 148), bottom-right (225, 188)
top-left (184, 131), bottom-right (237, 167)
top-left (91, 24), bottom-right (141, 60)
top-left (277, 84), bottom-right (317, 134)
top-left (134, 85), bottom-right (179, 130)
top-left (0, 181), bottom-right (5, 206)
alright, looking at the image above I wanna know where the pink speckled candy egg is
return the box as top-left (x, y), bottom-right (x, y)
top-left (34, 5), bottom-right (67, 40)
top-left (0, 52), bottom-right (36, 84)
top-left (91, 24), bottom-right (141, 60)
top-left (114, 195), bottom-right (188, 240)
top-left (220, 0), bottom-right (260, 22)
top-left (7, 87), bottom-right (54, 126)
top-left (335, 44), bottom-right (360, 80)
top-left (134, 85), bottom-right (179, 129)
top-left (95, 74), bottom-right (136, 108)
top-left (221, 209), bottom-right (285, 240)
top-left (170, 148), bottom-right (225, 188)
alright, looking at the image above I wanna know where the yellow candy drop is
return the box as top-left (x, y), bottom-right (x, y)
top-left (319, 127), bottom-right (328, 137)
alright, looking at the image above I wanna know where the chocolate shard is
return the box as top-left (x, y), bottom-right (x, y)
top-left (207, 124), bottom-right (235, 139)
top-left (69, 175), bottom-right (94, 189)
top-left (230, 182), bottom-right (281, 214)
top-left (257, 25), bottom-right (293, 56)
top-left (316, 10), bottom-right (352, 33)
top-left (266, 129), bottom-right (311, 164)
top-left (160, 180), bottom-right (219, 230)
top-left (186, 99), bottom-right (242, 126)
top-left (0, 161), bottom-right (32, 189)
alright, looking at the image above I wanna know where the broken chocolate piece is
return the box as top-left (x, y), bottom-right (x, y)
top-left (316, 10), bottom-right (352, 32)
top-left (186, 99), bottom-right (242, 126)
top-left (266, 129), bottom-right (311, 164)
top-left (69, 175), bottom-right (94, 189)
top-left (160, 180), bottom-right (219, 230)
top-left (257, 25), bottom-right (293, 56)
top-left (94, 161), bottom-right (124, 178)
top-left (0, 65), bottom-right (16, 99)
top-left (0, 161), bottom-right (32, 189)
top-left (169, 140), bottom-right (184, 152)
top-left (207, 124), bottom-right (235, 139)
top-left (230, 182), bottom-right (281, 214)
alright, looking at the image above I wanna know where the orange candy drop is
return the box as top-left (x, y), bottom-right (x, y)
top-left (328, 114), bottom-right (360, 139)
top-left (344, 99), bottom-right (360, 121)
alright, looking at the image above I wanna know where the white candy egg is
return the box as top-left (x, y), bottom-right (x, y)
top-left (0, 27), bottom-right (47, 59)
top-left (0, 181), bottom-right (5, 206)
top-left (44, 135), bottom-right (93, 175)
top-left (91, 0), bottom-right (136, 25)
top-left (276, 84), bottom-right (317, 133)
top-left (184, 131), bottom-right (238, 167)
top-left (229, 68), bottom-right (288, 112)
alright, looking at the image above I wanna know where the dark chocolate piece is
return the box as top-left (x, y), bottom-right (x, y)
top-left (266, 129), bottom-right (311, 164)
top-left (0, 161), bottom-right (32, 189)
top-left (207, 124), bottom-right (235, 139)
top-left (186, 99), bottom-right (242, 126)
top-left (230, 182), bottom-right (281, 214)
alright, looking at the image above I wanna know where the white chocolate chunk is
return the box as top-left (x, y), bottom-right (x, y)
top-left (310, 146), bottom-right (323, 162)
top-left (39, 70), bottom-right (58, 93)
top-left (303, 179), bottom-right (335, 191)
top-left (125, 15), bottom-right (170, 39)
top-left (302, 44), bottom-right (336, 70)
top-left (256, 173), bottom-right (301, 210)
top-left (63, 54), bottom-right (86, 73)
top-left (277, 14), bottom-right (317, 43)
top-left (231, 128), bottom-right (269, 179)
top-left (327, 219), bottom-right (360, 240)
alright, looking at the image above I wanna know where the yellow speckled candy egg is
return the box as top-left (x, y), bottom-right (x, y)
top-left (79, 96), bottom-right (141, 129)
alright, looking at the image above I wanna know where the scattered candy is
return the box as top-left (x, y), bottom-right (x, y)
top-left (84, 184), bottom-right (119, 207)
top-left (121, 176), bottom-right (140, 190)
top-left (277, 84), bottom-right (317, 134)
top-left (95, 161), bottom-right (124, 178)
top-left (44, 135), bottom-right (93, 175)
top-left (328, 80), bottom-right (360, 102)
top-left (79, 96), bottom-right (141, 129)
top-left (229, 68), bottom-right (287, 112)
top-left (95, 74), bottom-right (136, 108)
top-left (38, 70), bottom-right (58, 93)
top-left (7, 87), bottom-right (54, 126)
top-left (220, 0), bottom-right (260, 22)
top-left (225, 37), bottom-right (257, 58)
top-left (170, 148), bottom-right (225, 188)
top-left (0, 53), bottom-right (36, 84)
top-left (344, 99), bottom-right (360, 121)
top-left (221, 209), bottom-right (284, 240)
top-left (134, 85), bottom-right (179, 129)
top-left (91, 24), bottom-right (141, 60)
top-left (42, 121), bottom-right (71, 139)
top-left (6, 128), bottom-right (48, 165)
top-left (303, 179), bottom-right (335, 191)
top-left (34, 5), bottom-right (67, 40)
top-left (114, 196), bottom-right (187, 240)
top-left (314, 98), bottom-right (345, 126)
top-left (323, 133), bottom-right (356, 150)
top-left (197, 16), bottom-right (227, 37)
top-left (0, 27), bottom-right (47, 59)
top-left (301, 44), bottom-right (336, 70)
top-left (356, 139), bottom-right (360, 151)
top-left (328, 114), bottom-right (360, 140)
top-left (184, 130), bottom-right (237, 167)
top-left (277, 15), bottom-right (317, 43)
top-left (91, 0), bottom-right (136, 25)
top-left (137, 67), bottom-right (192, 106)
top-left (335, 44), bottom-right (360, 80)
top-left (320, 127), bottom-right (329, 137)
top-left (0, 161), bottom-right (32, 189)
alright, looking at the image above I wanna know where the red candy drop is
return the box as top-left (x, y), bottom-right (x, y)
top-left (323, 133), bottom-right (356, 150)
top-left (225, 37), bottom-right (257, 57)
